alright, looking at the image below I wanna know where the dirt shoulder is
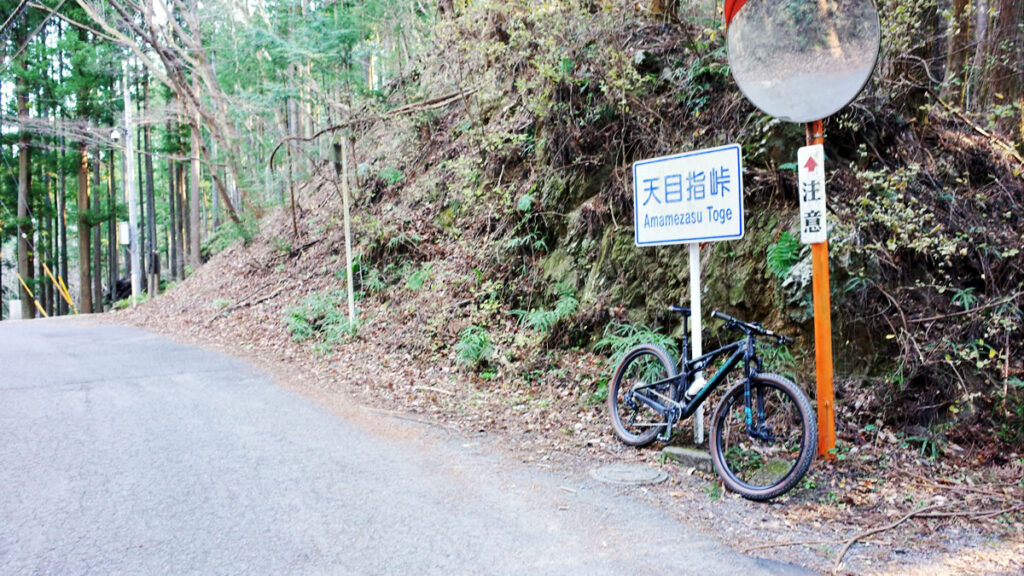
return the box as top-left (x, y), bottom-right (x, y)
top-left (111, 205), bottom-right (1022, 576)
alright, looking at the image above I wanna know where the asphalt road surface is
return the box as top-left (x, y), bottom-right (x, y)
top-left (0, 318), bottom-right (810, 575)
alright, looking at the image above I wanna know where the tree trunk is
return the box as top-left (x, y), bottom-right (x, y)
top-left (942, 0), bottom-right (971, 104)
top-left (968, 0), bottom-right (991, 108)
top-left (136, 117), bottom-right (146, 287)
top-left (190, 119), bottom-right (202, 270)
top-left (168, 158), bottom-right (178, 281)
top-left (77, 144), bottom-right (92, 314)
top-left (92, 146), bottom-right (103, 310)
top-left (211, 138), bottom-right (219, 231)
top-left (144, 77), bottom-right (158, 296)
top-left (177, 162), bottom-right (187, 279)
top-left (986, 0), bottom-right (1024, 138)
top-left (59, 131), bottom-right (69, 316)
top-left (17, 52), bottom-right (35, 319)
top-left (40, 169), bottom-right (51, 316)
top-left (108, 149), bottom-right (118, 298)
top-left (649, 0), bottom-right (680, 22)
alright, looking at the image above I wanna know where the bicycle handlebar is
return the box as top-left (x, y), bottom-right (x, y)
top-left (711, 310), bottom-right (794, 344)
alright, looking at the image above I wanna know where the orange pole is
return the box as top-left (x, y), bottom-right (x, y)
top-left (806, 120), bottom-right (836, 459)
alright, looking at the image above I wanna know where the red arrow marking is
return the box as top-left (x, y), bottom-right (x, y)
top-left (804, 156), bottom-right (818, 172)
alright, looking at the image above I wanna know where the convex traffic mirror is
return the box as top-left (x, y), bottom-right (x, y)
top-left (727, 0), bottom-right (881, 122)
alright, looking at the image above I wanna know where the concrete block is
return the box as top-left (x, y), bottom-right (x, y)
top-left (662, 445), bottom-right (714, 473)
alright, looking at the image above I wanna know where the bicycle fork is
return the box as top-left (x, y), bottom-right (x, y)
top-left (742, 339), bottom-right (775, 443)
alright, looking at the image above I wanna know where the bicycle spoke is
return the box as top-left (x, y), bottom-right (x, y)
top-left (714, 378), bottom-right (810, 496)
top-left (608, 345), bottom-right (676, 447)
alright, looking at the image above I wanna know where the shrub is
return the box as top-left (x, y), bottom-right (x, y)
top-left (284, 291), bottom-right (359, 343)
top-left (594, 322), bottom-right (676, 366)
top-left (513, 283), bottom-right (578, 333)
top-left (456, 326), bottom-right (493, 369)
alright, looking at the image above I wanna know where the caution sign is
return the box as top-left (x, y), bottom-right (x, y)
top-left (797, 144), bottom-right (827, 244)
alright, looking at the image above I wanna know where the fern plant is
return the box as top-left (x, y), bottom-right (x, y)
top-left (513, 283), bottom-right (579, 333)
top-left (456, 326), bottom-right (493, 369)
top-left (285, 291), bottom-right (359, 343)
top-left (766, 230), bottom-right (802, 278)
top-left (594, 322), bottom-right (676, 366)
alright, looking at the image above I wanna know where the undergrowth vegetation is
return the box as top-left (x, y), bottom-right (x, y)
top-left (273, 0), bottom-right (1022, 454)
top-left (285, 291), bottom-right (360, 349)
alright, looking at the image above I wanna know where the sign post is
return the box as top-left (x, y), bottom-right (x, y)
top-left (798, 129), bottom-right (836, 457)
top-left (724, 0), bottom-right (880, 458)
top-left (633, 144), bottom-right (745, 443)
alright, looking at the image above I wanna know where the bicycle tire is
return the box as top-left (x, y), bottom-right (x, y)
top-left (709, 373), bottom-right (816, 501)
top-left (608, 344), bottom-right (678, 447)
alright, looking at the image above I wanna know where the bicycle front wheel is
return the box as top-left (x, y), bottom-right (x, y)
top-left (709, 373), bottom-right (816, 501)
top-left (608, 344), bottom-right (677, 447)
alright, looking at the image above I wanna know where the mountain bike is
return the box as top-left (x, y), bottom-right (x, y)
top-left (607, 306), bottom-right (816, 501)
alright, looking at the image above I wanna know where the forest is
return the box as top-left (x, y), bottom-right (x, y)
top-left (1, 0), bottom-right (1022, 454)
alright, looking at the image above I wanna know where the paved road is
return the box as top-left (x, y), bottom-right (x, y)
top-left (0, 318), bottom-right (810, 575)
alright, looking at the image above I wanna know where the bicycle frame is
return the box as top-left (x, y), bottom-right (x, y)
top-left (626, 334), bottom-right (762, 438)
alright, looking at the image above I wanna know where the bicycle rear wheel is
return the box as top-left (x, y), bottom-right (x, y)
top-left (709, 373), bottom-right (816, 501)
top-left (608, 344), bottom-right (677, 447)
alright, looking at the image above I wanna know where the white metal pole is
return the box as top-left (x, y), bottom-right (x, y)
top-left (123, 62), bottom-right (141, 306)
top-left (687, 242), bottom-right (705, 444)
top-left (340, 141), bottom-right (355, 323)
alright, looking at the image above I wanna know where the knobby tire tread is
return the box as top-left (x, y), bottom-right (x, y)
top-left (709, 373), bottom-right (816, 501)
top-left (608, 344), bottom-right (677, 447)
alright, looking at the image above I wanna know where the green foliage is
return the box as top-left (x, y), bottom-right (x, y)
top-left (386, 232), bottom-right (422, 252)
top-left (455, 326), bottom-right (493, 369)
top-left (362, 267), bottom-right (387, 294)
top-left (271, 236), bottom-right (292, 254)
top-left (702, 482), bottom-right (723, 500)
top-left (678, 36), bottom-right (729, 114)
top-left (513, 284), bottom-right (578, 333)
top-left (379, 167), bottom-right (405, 186)
top-left (757, 341), bottom-right (797, 382)
top-left (902, 429), bottom-right (947, 460)
top-left (594, 322), bottom-right (675, 366)
top-left (405, 264), bottom-right (433, 291)
top-left (113, 294), bottom-right (149, 310)
top-left (766, 231), bottom-right (802, 279)
top-left (284, 291), bottom-right (359, 344)
top-left (516, 193), bottom-right (534, 212)
top-left (996, 378), bottom-right (1024, 444)
top-left (587, 379), bottom-right (609, 405)
top-left (950, 287), bottom-right (978, 311)
top-left (504, 230), bottom-right (547, 253)
top-left (203, 218), bottom-right (258, 257)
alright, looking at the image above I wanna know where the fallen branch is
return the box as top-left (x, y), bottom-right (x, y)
top-left (207, 284), bottom-right (287, 325)
top-left (910, 473), bottom-right (1023, 500)
top-left (740, 539), bottom-right (832, 554)
top-left (908, 292), bottom-right (1022, 324)
top-left (833, 504), bottom-right (945, 574)
top-left (928, 89), bottom-right (1024, 172)
top-left (741, 501), bottom-right (1024, 563)
top-left (412, 385), bottom-right (456, 396)
top-left (917, 504), bottom-right (1024, 521)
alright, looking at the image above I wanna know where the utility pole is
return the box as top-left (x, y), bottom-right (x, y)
top-left (124, 61), bottom-right (141, 305)
top-left (189, 77), bottom-right (202, 270)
